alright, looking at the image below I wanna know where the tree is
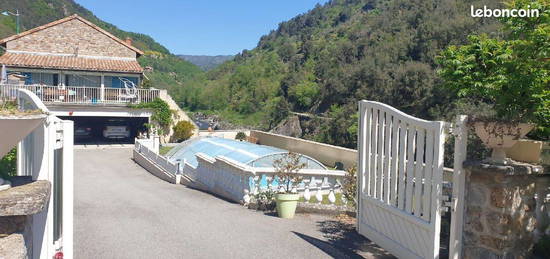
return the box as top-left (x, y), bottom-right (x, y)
top-left (437, 0), bottom-right (549, 139)
top-left (172, 121), bottom-right (195, 142)
top-left (273, 152), bottom-right (306, 193)
top-left (235, 132), bottom-right (247, 141)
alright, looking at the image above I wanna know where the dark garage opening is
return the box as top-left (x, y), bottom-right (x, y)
top-left (58, 116), bottom-right (149, 144)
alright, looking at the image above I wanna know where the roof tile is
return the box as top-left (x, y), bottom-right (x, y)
top-left (0, 53), bottom-right (143, 73)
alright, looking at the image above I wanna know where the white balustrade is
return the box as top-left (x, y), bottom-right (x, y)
top-left (135, 140), bottom-right (179, 178)
top-left (194, 154), bottom-right (347, 205)
top-left (134, 139), bottom-right (348, 206)
top-left (1, 84), bottom-right (159, 105)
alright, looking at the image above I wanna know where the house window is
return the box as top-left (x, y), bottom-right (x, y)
top-left (22, 72), bottom-right (32, 85)
top-left (53, 74), bottom-right (59, 86)
top-left (65, 74), bottom-right (100, 87)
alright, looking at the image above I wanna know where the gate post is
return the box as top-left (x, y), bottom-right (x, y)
top-left (462, 161), bottom-right (545, 258)
top-left (449, 115), bottom-right (467, 259)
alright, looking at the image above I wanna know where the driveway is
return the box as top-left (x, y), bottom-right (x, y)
top-left (74, 148), bottom-right (392, 259)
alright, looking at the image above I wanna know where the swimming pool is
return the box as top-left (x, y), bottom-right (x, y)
top-left (165, 136), bottom-right (327, 170)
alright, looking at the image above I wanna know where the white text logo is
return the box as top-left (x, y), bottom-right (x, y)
top-left (471, 5), bottom-right (540, 17)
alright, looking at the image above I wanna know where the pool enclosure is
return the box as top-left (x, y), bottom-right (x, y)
top-left (136, 136), bottom-right (347, 204)
top-left (166, 137), bottom-right (327, 170)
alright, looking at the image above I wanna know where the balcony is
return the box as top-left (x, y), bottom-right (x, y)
top-left (0, 84), bottom-right (160, 106)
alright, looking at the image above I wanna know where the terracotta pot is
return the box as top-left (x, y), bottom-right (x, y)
top-left (472, 122), bottom-right (534, 163)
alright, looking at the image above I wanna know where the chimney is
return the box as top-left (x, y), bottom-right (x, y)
top-left (125, 37), bottom-right (133, 46)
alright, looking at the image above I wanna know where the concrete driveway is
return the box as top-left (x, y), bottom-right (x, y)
top-left (74, 148), bottom-right (392, 259)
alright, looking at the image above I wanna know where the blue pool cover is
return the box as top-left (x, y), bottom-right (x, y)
top-left (165, 136), bottom-right (326, 169)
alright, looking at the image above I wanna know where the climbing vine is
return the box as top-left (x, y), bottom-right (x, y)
top-left (130, 98), bottom-right (173, 133)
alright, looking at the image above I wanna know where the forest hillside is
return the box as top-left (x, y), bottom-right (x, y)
top-left (180, 0), bottom-right (504, 148)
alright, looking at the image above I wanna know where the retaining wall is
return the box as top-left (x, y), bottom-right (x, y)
top-left (250, 130), bottom-right (357, 169)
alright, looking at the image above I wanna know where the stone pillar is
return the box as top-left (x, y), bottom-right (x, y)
top-left (462, 161), bottom-right (546, 258)
top-left (0, 180), bottom-right (51, 259)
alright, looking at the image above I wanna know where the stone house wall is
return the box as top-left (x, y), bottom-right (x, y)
top-left (6, 19), bottom-right (136, 59)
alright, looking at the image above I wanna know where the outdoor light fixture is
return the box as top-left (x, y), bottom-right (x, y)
top-left (1, 9), bottom-right (20, 34)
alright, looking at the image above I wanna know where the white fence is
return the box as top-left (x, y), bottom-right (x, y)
top-left (1, 84), bottom-right (160, 105)
top-left (134, 140), bottom-right (179, 182)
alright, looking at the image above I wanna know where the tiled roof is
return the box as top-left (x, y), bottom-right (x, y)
top-left (0, 52), bottom-right (143, 73)
top-left (0, 14), bottom-right (144, 56)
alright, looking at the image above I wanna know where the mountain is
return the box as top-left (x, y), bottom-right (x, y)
top-left (178, 55), bottom-right (234, 71)
top-left (0, 0), bottom-right (203, 95)
top-left (180, 0), bottom-right (504, 148)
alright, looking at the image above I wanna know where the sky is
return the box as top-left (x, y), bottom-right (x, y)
top-left (76, 0), bottom-right (329, 56)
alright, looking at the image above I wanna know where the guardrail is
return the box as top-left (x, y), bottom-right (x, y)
top-left (1, 84), bottom-right (160, 105)
top-left (134, 140), bottom-right (179, 183)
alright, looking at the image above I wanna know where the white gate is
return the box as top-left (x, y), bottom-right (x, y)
top-left (357, 100), bottom-right (466, 259)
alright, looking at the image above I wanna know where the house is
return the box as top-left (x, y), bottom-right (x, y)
top-left (0, 14), bottom-right (143, 94)
top-left (0, 14), bottom-right (196, 142)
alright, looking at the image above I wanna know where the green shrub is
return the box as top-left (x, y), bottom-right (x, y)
top-left (0, 148), bottom-right (17, 180)
top-left (172, 121), bottom-right (195, 142)
top-left (343, 166), bottom-right (357, 208)
top-left (235, 131), bottom-right (247, 141)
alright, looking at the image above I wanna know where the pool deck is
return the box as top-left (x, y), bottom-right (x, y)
top-left (74, 147), bottom-right (393, 259)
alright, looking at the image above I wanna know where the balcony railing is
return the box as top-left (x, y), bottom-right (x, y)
top-left (0, 84), bottom-right (160, 105)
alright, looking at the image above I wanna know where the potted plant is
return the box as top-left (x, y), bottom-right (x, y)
top-left (437, 0), bottom-right (549, 163)
top-left (0, 100), bottom-right (46, 191)
top-left (272, 152), bottom-right (306, 218)
top-left (0, 100), bottom-right (46, 158)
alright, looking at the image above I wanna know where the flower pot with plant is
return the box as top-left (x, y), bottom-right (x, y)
top-left (438, 1), bottom-right (549, 164)
top-left (272, 152), bottom-right (306, 219)
top-left (0, 100), bottom-right (46, 191)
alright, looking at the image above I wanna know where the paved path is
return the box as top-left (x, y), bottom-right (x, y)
top-left (74, 148), bottom-right (393, 259)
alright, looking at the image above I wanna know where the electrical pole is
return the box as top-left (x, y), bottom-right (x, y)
top-left (2, 9), bottom-right (20, 34)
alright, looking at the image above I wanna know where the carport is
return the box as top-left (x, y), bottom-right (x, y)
top-left (47, 105), bottom-right (153, 144)
top-left (58, 116), bottom-right (148, 144)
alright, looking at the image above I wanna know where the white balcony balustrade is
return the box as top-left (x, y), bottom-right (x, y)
top-left (1, 84), bottom-right (160, 105)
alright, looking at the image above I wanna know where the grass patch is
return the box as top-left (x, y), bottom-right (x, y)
top-left (0, 100), bottom-right (43, 116)
top-left (159, 145), bottom-right (174, 156)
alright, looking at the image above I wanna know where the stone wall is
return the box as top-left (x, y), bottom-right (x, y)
top-left (0, 180), bottom-right (51, 259)
top-left (462, 161), bottom-right (546, 258)
top-left (7, 19), bottom-right (136, 58)
top-left (158, 90), bottom-right (198, 143)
